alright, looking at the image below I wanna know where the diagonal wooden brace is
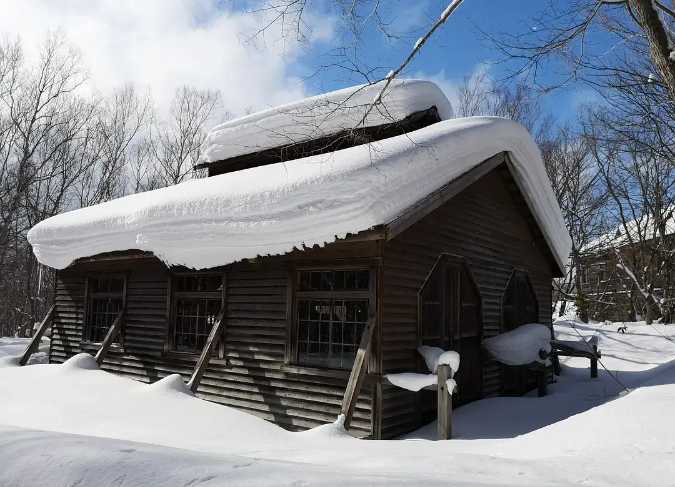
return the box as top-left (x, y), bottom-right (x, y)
top-left (187, 307), bottom-right (226, 393)
top-left (340, 317), bottom-right (376, 430)
top-left (19, 305), bottom-right (55, 366)
top-left (95, 309), bottom-right (125, 366)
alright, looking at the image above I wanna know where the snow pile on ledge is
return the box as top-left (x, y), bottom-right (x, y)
top-left (483, 323), bottom-right (552, 366)
top-left (386, 346), bottom-right (460, 393)
top-left (28, 116), bottom-right (571, 271)
top-left (387, 372), bottom-right (437, 392)
top-left (200, 79), bottom-right (453, 163)
top-left (418, 345), bottom-right (460, 374)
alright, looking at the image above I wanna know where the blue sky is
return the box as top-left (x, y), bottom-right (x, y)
top-left (0, 0), bottom-right (604, 125)
top-left (294, 0), bottom-right (602, 125)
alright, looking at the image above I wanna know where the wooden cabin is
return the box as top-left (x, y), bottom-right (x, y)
top-left (28, 80), bottom-right (570, 439)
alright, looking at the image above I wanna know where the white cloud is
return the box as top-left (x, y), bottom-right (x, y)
top-left (0, 0), bottom-right (333, 117)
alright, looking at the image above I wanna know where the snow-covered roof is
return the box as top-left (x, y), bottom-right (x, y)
top-left (584, 206), bottom-right (675, 253)
top-left (27, 116), bottom-right (572, 271)
top-left (200, 79), bottom-right (454, 163)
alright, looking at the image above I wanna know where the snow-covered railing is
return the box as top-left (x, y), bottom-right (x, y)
top-left (385, 346), bottom-right (460, 439)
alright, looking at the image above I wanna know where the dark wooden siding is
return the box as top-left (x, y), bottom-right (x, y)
top-left (49, 161), bottom-right (557, 440)
top-left (379, 164), bottom-right (555, 439)
top-left (52, 254), bottom-right (375, 437)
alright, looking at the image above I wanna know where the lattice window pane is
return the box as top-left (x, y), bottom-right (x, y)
top-left (173, 296), bottom-right (220, 353)
top-left (86, 277), bottom-right (124, 344)
top-left (297, 298), bottom-right (368, 369)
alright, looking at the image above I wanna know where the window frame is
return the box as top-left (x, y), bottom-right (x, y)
top-left (501, 269), bottom-right (539, 331)
top-left (82, 273), bottom-right (127, 348)
top-left (166, 271), bottom-right (226, 358)
top-left (290, 264), bottom-right (375, 371)
top-left (417, 253), bottom-right (483, 347)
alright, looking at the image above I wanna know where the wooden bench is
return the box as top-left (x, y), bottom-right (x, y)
top-left (551, 336), bottom-right (601, 378)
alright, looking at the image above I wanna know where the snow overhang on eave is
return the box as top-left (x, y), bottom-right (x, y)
top-left (27, 117), bottom-right (572, 273)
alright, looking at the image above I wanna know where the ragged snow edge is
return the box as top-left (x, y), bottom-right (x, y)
top-left (27, 116), bottom-right (571, 271)
top-left (386, 373), bottom-right (457, 394)
top-left (200, 79), bottom-right (454, 163)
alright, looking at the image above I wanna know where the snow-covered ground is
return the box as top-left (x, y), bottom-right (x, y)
top-left (1, 320), bottom-right (675, 486)
top-left (0, 336), bottom-right (49, 367)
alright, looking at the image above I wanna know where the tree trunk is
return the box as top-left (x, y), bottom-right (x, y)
top-left (628, 0), bottom-right (675, 103)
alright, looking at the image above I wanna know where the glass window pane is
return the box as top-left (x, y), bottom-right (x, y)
top-left (297, 297), bottom-right (367, 370)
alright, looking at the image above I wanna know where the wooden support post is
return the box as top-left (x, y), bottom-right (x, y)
top-left (19, 305), bottom-right (55, 366)
top-left (187, 307), bottom-right (226, 393)
top-left (552, 353), bottom-right (561, 376)
top-left (536, 365), bottom-right (547, 397)
top-left (437, 364), bottom-right (453, 440)
top-left (341, 318), bottom-right (376, 429)
top-left (95, 309), bottom-right (125, 366)
top-left (590, 351), bottom-right (598, 378)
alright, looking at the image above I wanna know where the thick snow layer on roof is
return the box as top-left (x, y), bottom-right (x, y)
top-left (584, 206), bottom-right (675, 253)
top-left (200, 79), bottom-right (453, 163)
top-left (28, 116), bottom-right (572, 271)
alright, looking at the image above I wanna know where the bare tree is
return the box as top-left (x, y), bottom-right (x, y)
top-left (74, 85), bottom-right (151, 207)
top-left (542, 126), bottom-right (607, 319)
top-left (0, 35), bottom-right (221, 336)
top-left (149, 86), bottom-right (221, 187)
top-left (490, 0), bottom-right (674, 103)
top-left (586, 115), bottom-right (674, 322)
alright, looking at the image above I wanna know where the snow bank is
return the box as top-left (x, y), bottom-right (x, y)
top-left (298, 414), bottom-right (353, 440)
top-left (0, 337), bottom-right (49, 369)
top-left (483, 323), bottom-right (552, 366)
top-left (28, 115), bottom-right (571, 271)
top-left (145, 373), bottom-right (192, 395)
top-left (0, 357), bottom-right (289, 456)
top-left (2, 321), bottom-right (675, 486)
top-left (200, 79), bottom-right (453, 163)
top-left (61, 353), bottom-right (99, 370)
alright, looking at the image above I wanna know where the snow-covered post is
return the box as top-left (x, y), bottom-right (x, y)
top-left (437, 364), bottom-right (453, 440)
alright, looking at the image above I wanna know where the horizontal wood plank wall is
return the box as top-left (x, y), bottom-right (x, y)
top-left (51, 254), bottom-right (374, 437)
top-left (380, 165), bottom-right (554, 439)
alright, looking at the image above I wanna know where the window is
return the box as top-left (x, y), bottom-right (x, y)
top-left (85, 276), bottom-right (125, 344)
top-left (171, 274), bottom-right (224, 354)
top-left (502, 270), bottom-right (539, 331)
top-left (418, 255), bottom-right (482, 404)
top-left (296, 269), bottom-right (370, 369)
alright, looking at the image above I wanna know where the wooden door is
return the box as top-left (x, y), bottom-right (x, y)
top-left (419, 256), bottom-right (483, 416)
top-left (453, 265), bottom-right (482, 404)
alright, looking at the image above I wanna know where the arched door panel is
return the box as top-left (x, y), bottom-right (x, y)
top-left (418, 255), bottom-right (483, 407)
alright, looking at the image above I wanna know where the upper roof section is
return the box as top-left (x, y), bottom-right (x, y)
top-left (198, 79), bottom-right (453, 175)
top-left (28, 116), bottom-right (572, 272)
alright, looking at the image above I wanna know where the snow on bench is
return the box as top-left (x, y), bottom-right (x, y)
top-left (551, 335), bottom-right (601, 378)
